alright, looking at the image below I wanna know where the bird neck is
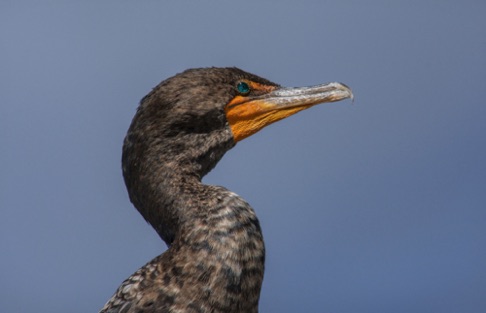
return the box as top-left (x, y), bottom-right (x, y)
top-left (127, 158), bottom-right (265, 253)
top-left (123, 149), bottom-right (266, 311)
top-left (121, 111), bottom-right (266, 309)
top-left (122, 119), bottom-right (236, 244)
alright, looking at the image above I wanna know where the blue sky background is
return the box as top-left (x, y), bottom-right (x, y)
top-left (2, 1), bottom-right (485, 312)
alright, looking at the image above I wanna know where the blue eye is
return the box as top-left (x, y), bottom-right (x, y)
top-left (236, 82), bottom-right (251, 95)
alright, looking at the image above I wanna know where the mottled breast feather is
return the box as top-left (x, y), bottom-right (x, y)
top-left (100, 187), bottom-right (265, 313)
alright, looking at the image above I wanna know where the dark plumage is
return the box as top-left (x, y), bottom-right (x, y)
top-left (100, 67), bottom-right (352, 313)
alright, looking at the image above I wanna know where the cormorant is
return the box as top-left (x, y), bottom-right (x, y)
top-left (100, 67), bottom-right (353, 313)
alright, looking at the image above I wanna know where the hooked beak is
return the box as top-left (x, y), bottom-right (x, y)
top-left (225, 82), bottom-right (353, 142)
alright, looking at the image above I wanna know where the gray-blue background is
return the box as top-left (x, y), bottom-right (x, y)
top-left (2, 1), bottom-right (485, 312)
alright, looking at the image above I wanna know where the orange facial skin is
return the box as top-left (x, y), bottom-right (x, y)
top-left (225, 80), bottom-right (353, 142)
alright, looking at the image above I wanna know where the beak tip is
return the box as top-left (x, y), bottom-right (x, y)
top-left (335, 82), bottom-right (354, 103)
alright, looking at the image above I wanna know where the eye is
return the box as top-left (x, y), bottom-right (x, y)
top-left (236, 81), bottom-right (251, 95)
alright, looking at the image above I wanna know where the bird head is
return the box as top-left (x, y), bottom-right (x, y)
top-left (131, 67), bottom-right (353, 147)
